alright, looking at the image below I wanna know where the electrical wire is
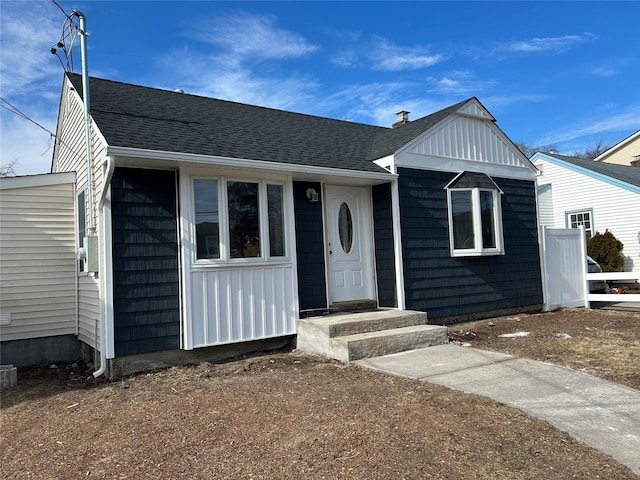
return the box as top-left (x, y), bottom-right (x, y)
top-left (1, 97), bottom-right (86, 163)
top-left (50, 1), bottom-right (79, 73)
top-left (51, 0), bottom-right (71, 18)
top-left (0, 98), bottom-right (51, 135)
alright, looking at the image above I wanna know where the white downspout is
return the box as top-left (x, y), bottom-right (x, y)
top-left (93, 156), bottom-right (115, 378)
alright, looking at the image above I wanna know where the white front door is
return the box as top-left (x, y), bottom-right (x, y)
top-left (326, 185), bottom-right (375, 303)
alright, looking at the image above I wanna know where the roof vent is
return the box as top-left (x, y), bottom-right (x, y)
top-left (174, 89), bottom-right (184, 94)
top-left (392, 110), bottom-right (410, 128)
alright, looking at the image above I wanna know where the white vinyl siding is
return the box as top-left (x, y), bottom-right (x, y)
top-left (51, 76), bottom-right (107, 347)
top-left (537, 185), bottom-right (554, 227)
top-left (534, 158), bottom-right (640, 273)
top-left (0, 179), bottom-right (77, 341)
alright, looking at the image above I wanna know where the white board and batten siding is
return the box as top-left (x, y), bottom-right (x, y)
top-left (0, 174), bottom-right (77, 341)
top-left (394, 99), bottom-right (537, 181)
top-left (52, 75), bottom-right (108, 348)
top-left (188, 266), bottom-right (297, 348)
top-left (179, 170), bottom-right (298, 350)
top-left (535, 157), bottom-right (640, 273)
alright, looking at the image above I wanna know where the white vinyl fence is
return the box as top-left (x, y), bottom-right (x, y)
top-left (541, 227), bottom-right (640, 310)
top-left (540, 227), bottom-right (586, 311)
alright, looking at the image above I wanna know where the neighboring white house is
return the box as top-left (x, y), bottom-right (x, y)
top-left (0, 172), bottom-right (80, 366)
top-left (532, 152), bottom-right (640, 273)
top-left (594, 130), bottom-right (640, 166)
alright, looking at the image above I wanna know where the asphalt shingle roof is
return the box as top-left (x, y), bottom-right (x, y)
top-left (552, 154), bottom-right (640, 188)
top-left (67, 73), bottom-right (473, 174)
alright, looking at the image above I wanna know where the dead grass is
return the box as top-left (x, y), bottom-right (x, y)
top-left (450, 307), bottom-right (640, 390)
top-left (1, 307), bottom-right (638, 479)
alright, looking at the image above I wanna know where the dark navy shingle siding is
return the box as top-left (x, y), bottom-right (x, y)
top-left (111, 168), bottom-right (180, 356)
top-left (293, 182), bottom-right (327, 310)
top-left (372, 183), bottom-right (397, 307)
top-left (398, 167), bottom-right (542, 319)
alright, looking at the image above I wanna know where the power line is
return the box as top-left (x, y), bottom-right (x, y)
top-left (1, 98), bottom-right (53, 136)
top-left (1, 97), bottom-right (86, 163)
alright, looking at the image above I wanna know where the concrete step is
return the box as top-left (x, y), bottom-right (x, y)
top-left (296, 309), bottom-right (448, 362)
top-left (332, 324), bottom-right (449, 362)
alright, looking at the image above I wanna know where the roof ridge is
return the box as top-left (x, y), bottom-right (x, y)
top-left (66, 72), bottom-right (389, 131)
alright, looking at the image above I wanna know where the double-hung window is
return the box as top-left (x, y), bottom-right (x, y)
top-left (193, 178), bottom-right (286, 262)
top-left (445, 172), bottom-right (504, 257)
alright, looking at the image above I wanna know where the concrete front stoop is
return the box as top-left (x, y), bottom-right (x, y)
top-left (296, 310), bottom-right (448, 362)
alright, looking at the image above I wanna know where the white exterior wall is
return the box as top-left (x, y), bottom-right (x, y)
top-left (52, 76), bottom-right (108, 348)
top-left (536, 158), bottom-right (640, 273)
top-left (179, 167), bottom-right (298, 350)
top-left (537, 185), bottom-right (554, 227)
top-left (393, 99), bottom-right (537, 182)
top-left (0, 176), bottom-right (77, 341)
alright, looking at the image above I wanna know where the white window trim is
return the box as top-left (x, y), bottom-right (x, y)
top-left (191, 175), bottom-right (290, 266)
top-left (565, 209), bottom-right (594, 238)
top-left (446, 187), bottom-right (505, 257)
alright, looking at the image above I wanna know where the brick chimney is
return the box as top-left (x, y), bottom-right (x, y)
top-left (392, 110), bottom-right (410, 128)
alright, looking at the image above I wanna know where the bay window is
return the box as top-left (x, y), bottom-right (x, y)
top-left (445, 172), bottom-right (504, 256)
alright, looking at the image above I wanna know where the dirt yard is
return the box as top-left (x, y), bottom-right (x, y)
top-left (1, 307), bottom-right (638, 479)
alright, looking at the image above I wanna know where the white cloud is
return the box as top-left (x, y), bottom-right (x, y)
top-left (591, 67), bottom-right (617, 77)
top-left (0, 111), bottom-right (57, 175)
top-left (156, 13), bottom-right (322, 111)
top-left (0, 1), bottom-right (63, 98)
top-left (331, 50), bottom-right (360, 68)
top-left (328, 82), bottom-right (454, 127)
top-left (496, 33), bottom-right (596, 54)
top-left (161, 47), bottom-right (318, 111)
top-left (538, 105), bottom-right (640, 147)
top-left (426, 71), bottom-right (496, 95)
top-left (368, 37), bottom-right (446, 71)
top-left (190, 13), bottom-right (318, 60)
top-left (0, 1), bottom-right (66, 175)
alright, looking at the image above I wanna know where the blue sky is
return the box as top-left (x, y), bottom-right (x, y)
top-left (1, 0), bottom-right (639, 175)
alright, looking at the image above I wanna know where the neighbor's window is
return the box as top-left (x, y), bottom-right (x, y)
top-left (566, 210), bottom-right (593, 238)
top-left (193, 178), bottom-right (286, 262)
top-left (445, 172), bottom-right (504, 256)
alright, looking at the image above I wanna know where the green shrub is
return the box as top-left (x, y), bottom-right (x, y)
top-left (587, 230), bottom-right (624, 272)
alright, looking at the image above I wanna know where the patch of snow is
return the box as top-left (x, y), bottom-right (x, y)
top-left (555, 333), bottom-right (572, 339)
top-left (499, 331), bottom-right (531, 338)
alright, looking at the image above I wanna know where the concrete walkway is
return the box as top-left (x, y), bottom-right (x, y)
top-left (355, 344), bottom-right (640, 475)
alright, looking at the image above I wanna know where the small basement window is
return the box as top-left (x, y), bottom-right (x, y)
top-left (445, 172), bottom-right (504, 257)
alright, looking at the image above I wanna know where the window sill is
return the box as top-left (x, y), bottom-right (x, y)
top-left (192, 259), bottom-right (293, 270)
top-left (450, 250), bottom-right (504, 258)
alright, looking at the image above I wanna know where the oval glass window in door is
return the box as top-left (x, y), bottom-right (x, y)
top-left (338, 202), bottom-right (353, 254)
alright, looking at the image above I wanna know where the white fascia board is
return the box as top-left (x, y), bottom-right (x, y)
top-left (395, 153), bottom-right (537, 181)
top-left (0, 171), bottom-right (76, 190)
top-left (532, 152), bottom-right (640, 195)
top-left (594, 129), bottom-right (640, 162)
top-left (106, 146), bottom-right (396, 182)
